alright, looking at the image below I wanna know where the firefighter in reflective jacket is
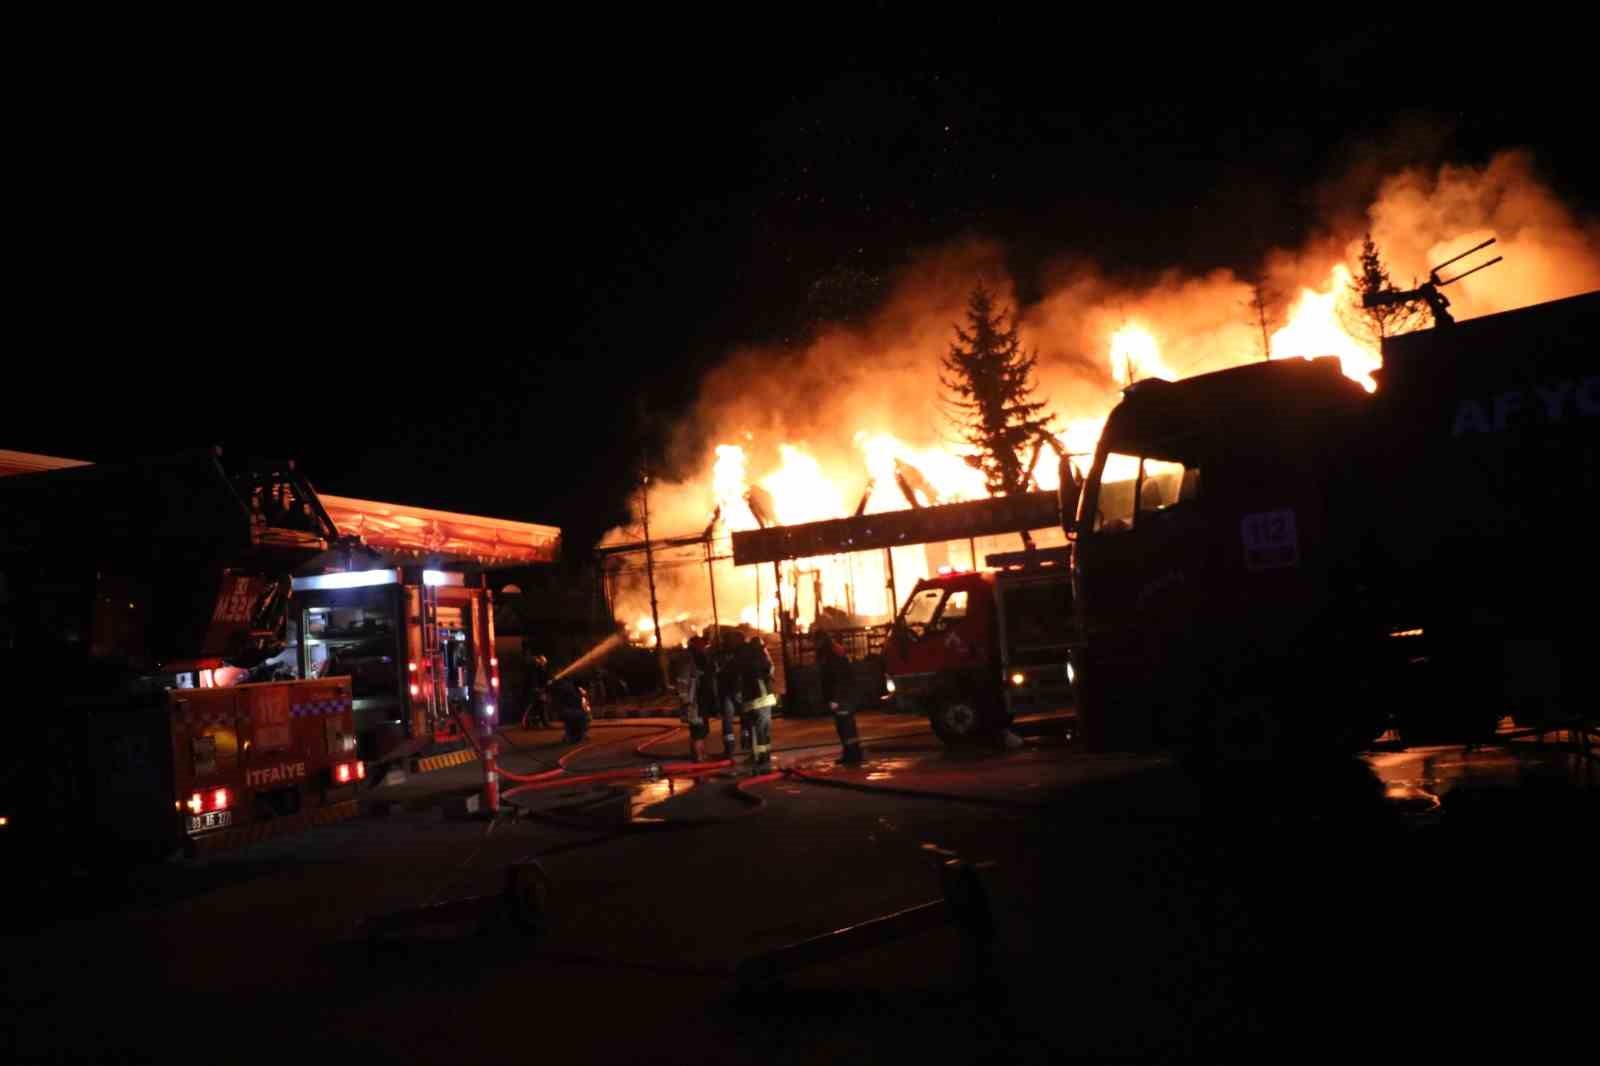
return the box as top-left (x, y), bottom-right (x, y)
top-left (735, 632), bottom-right (778, 769)
top-left (817, 632), bottom-right (863, 765)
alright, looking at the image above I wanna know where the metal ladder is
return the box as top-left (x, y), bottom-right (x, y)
top-left (420, 579), bottom-right (451, 736)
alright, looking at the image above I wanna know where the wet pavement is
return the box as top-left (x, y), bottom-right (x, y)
top-left (3, 707), bottom-right (1593, 1064)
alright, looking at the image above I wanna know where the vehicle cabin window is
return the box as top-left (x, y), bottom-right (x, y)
top-left (935, 590), bottom-right (969, 627)
top-left (1095, 453), bottom-right (1199, 534)
top-left (1139, 458), bottom-right (1193, 515)
top-left (1093, 453), bottom-right (1140, 533)
top-left (1002, 580), bottom-right (1074, 647)
top-left (900, 587), bottom-right (946, 636)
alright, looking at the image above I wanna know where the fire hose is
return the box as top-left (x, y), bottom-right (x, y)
top-left (488, 711), bottom-right (1058, 816)
top-left (495, 719), bottom-right (787, 827)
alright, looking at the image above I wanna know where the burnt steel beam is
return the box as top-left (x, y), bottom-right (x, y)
top-left (593, 532), bottom-right (715, 557)
top-left (731, 491), bottom-right (1063, 566)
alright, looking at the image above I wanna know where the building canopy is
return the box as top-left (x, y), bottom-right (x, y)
top-left (317, 494), bottom-right (560, 570)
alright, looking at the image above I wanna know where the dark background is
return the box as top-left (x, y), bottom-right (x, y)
top-left (10, 40), bottom-right (1594, 554)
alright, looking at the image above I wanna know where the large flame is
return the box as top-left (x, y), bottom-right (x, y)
top-left (1270, 264), bottom-right (1382, 392)
top-left (1109, 325), bottom-right (1181, 386)
top-left (761, 444), bottom-right (846, 526)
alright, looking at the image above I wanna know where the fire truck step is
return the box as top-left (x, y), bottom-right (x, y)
top-left (413, 748), bottom-right (482, 773)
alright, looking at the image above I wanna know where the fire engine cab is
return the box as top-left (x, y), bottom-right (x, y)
top-left (882, 546), bottom-right (1078, 745)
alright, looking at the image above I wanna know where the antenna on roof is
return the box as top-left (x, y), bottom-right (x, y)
top-left (1362, 237), bottom-right (1502, 327)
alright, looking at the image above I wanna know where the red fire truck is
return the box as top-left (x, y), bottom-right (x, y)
top-left (882, 547), bottom-right (1078, 744)
top-left (0, 450), bottom-right (367, 859)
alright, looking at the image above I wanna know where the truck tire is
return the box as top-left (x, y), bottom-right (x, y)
top-left (1073, 654), bottom-right (1155, 753)
top-left (1073, 683), bottom-right (1115, 753)
top-left (927, 686), bottom-right (1003, 747)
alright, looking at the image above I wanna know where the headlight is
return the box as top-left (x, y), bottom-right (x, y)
top-left (1011, 672), bottom-right (1025, 686)
top-left (885, 678), bottom-right (896, 694)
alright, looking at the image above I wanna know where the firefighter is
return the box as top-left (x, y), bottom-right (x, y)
top-left (816, 631), bottom-right (863, 765)
top-left (715, 637), bottom-right (742, 758)
top-left (521, 644), bottom-right (552, 729)
top-left (551, 676), bottom-right (589, 744)
top-left (682, 635), bottom-right (716, 762)
top-left (735, 631), bottom-right (778, 770)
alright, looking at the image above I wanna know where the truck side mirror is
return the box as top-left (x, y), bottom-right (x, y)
top-left (1057, 455), bottom-right (1082, 529)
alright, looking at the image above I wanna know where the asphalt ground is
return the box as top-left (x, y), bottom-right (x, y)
top-left (3, 710), bottom-right (1594, 1064)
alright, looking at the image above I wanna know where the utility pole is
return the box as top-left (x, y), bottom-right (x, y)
top-left (705, 536), bottom-right (720, 650)
top-left (884, 547), bottom-right (898, 617)
top-left (639, 469), bottom-right (668, 690)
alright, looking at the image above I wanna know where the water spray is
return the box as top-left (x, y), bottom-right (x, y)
top-left (551, 633), bottom-right (626, 682)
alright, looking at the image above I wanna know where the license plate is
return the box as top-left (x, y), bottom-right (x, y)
top-left (186, 809), bottom-right (233, 835)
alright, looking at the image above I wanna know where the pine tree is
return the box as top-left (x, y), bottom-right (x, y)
top-left (939, 285), bottom-right (1054, 496)
top-left (1245, 273), bottom-right (1273, 360)
top-left (1345, 233), bottom-right (1425, 345)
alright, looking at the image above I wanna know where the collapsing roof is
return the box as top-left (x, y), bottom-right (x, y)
top-left (318, 494), bottom-right (560, 569)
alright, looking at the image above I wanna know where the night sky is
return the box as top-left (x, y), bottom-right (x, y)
top-left (12, 46), bottom-right (1592, 555)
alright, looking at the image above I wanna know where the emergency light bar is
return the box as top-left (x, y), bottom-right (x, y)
top-left (291, 568), bottom-right (465, 591)
top-left (985, 546), bottom-right (1072, 571)
top-left (292, 569), bottom-right (399, 591)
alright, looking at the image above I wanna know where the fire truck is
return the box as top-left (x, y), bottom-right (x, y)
top-left (882, 547), bottom-right (1078, 745)
top-left (0, 449), bottom-right (366, 860)
top-left (1068, 289), bottom-right (1599, 756)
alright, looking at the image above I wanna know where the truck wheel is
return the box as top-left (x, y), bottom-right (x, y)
top-left (1073, 688), bottom-right (1114, 752)
top-left (1073, 656), bottom-right (1153, 753)
top-left (928, 689), bottom-right (999, 747)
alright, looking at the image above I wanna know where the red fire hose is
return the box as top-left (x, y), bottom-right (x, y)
top-left (500, 758), bottom-right (734, 800)
top-left (493, 719), bottom-right (740, 799)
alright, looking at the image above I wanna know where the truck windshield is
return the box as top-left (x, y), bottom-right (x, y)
top-left (900, 587), bottom-right (944, 633)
